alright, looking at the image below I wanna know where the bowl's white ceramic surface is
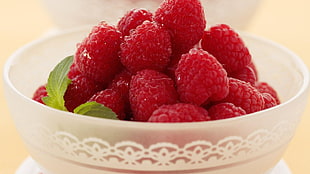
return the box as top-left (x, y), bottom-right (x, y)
top-left (3, 27), bottom-right (309, 174)
top-left (40, 0), bottom-right (261, 29)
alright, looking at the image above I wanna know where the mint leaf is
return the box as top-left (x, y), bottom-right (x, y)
top-left (42, 55), bottom-right (73, 111)
top-left (74, 102), bottom-right (119, 120)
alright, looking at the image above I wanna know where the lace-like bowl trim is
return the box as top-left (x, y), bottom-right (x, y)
top-left (28, 121), bottom-right (295, 171)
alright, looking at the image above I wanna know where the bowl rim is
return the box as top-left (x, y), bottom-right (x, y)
top-left (3, 27), bottom-right (310, 129)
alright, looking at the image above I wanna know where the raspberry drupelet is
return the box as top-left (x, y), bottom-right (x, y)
top-left (117, 8), bottom-right (153, 36)
top-left (74, 21), bottom-right (123, 85)
top-left (64, 75), bottom-right (103, 112)
top-left (129, 69), bottom-right (178, 121)
top-left (208, 102), bottom-right (246, 120)
top-left (120, 21), bottom-right (172, 73)
top-left (154, 0), bottom-right (206, 54)
top-left (201, 24), bottom-right (252, 73)
top-left (148, 103), bottom-right (210, 123)
top-left (89, 88), bottom-right (126, 120)
top-left (32, 85), bottom-right (47, 104)
top-left (222, 78), bottom-right (265, 114)
top-left (175, 48), bottom-right (229, 106)
top-left (255, 81), bottom-right (281, 105)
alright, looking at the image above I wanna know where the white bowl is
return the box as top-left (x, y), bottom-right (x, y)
top-left (40, 0), bottom-right (261, 29)
top-left (3, 27), bottom-right (309, 174)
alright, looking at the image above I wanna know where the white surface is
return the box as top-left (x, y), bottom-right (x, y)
top-left (272, 160), bottom-right (292, 174)
top-left (16, 157), bottom-right (292, 174)
top-left (15, 157), bottom-right (41, 174)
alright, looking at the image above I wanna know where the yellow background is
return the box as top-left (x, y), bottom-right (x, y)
top-left (0, 0), bottom-right (309, 173)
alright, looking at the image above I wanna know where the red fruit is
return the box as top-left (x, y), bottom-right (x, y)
top-left (248, 61), bottom-right (258, 80)
top-left (129, 69), bottom-right (178, 121)
top-left (89, 88), bottom-right (126, 120)
top-left (255, 82), bottom-right (280, 104)
top-left (175, 48), bottom-right (229, 106)
top-left (262, 93), bottom-right (278, 109)
top-left (74, 21), bottom-right (123, 84)
top-left (148, 103), bottom-right (210, 123)
top-left (201, 24), bottom-right (252, 73)
top-left (117, 8), bottom-right (153, 36)
top-left (108, 69), bottom-right (133, 115)
top-left (230, 66), bottom-right (257, 86)
top-left (165, 52), bottom-right (182, 80)
top-left (67, 63), bottom-right (82, 79)
top-left (208, 102), bottom-right (246, 120)
top-left (64, 75), bottom-right (102, 112)
top-left (222, 78), bottom-right (264, 114)
top-left (154, 0), bottom-right (206, 54)
top-left (108, 69), bottom-right (132, 99)
top-left (32, 85), bottom-right (47, 104)
top-left (120, 21), bottom-right (172, 73)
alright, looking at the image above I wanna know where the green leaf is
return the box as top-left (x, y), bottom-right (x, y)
top-left (42, 55), bottom-right (73, 111)
top-left (74, 102), bottom-right (119, 120)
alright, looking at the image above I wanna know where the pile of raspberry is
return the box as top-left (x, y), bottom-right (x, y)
top-left (33, 0), bottom-right (280, 122)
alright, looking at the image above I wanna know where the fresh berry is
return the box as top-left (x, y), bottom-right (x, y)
top-left (208, 102), bottom-right (246, 120)
top-left (108, 69), bottom-right (132, 99)
top-left (262, 93), bottom-right (278, 109)
top-left (108, 69), bottom-right (132, 115)
top-left (255, 82), bottom-right (280, 104)
top-left (32, 85), bottom-right (47, 104)
top-left (67, 63), bottom-right (82, 79)
top-left (201, 24), bottom-right (252, 73)
top-left (120, 21), bottom-right (172, 73)
top-left (248, 61), bottom-right (258, 80)
top-left (117, 8), bottom-right (153, 36)
top-left (230, 66), bottom-right (257, 86)
top-left (74, 21), bottom-right (123, 84)
top-left (165, 52), bottom-right (182, 80)
top-left (148, 103), bottom-right (210, 123)
top-left (175, 48), bottom-right (229, 105)
top-left (129, 69), bottom-right (178, 121)
top-left (34, 1), bottom-right (283, 123)
top-left (154, 0), bottom-right (206, 54)
top-left (89, 88), bottom-right (126, 120)
top-left (221, 78), bottom-right (264, 114)
top-left (64, 75), bottom-right (102, 112)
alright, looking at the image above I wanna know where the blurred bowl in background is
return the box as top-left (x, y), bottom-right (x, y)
top-left (40, 0), bottom-right (261, 29)
top-left (3, 27), bottom-right (309, 174)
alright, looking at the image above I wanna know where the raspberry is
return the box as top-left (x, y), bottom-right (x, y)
top-left (175, 48), bottom-right (229, 106)
top-left (117, 8), bottom-right (153, 36)
top-left (248, 61), bottom-right (258, 80)
top-left (129, 69), bottom-right (178, 121)
top-left (262, 93), bottom-right (278, 109)
top-left (201, 24), bottom-right (252, 73)
top-left (32, 84), bottom-right (47, 104)
top-left (108, 69), bottom-right (132, 100)
top-left (148, 103), bottom-right (210, 123)
top-left (74, 21), bottom-right (123, 84)
top-left (67, 63), bottom-right (82, 79)
top-left (154, 0), bottom-right (206, 54)
top-left (208, 102), bottom-right (246, 120)
top-left (64, 75), bottom-right (102, 112)
top-left (89, 88), bottom-right (126, 120)
top-left (120, 21), bottom-right (172, 73)
top-left (108, 69), bottom-right (133, 115)
top-left (165, 52), bottom-right (182, 80)
top-left (255, 82), bottom-right (281, 104)
top-left (230, 66), bottom-right (257, 86)
top-left (222, 78), bottom-right (264, 114)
